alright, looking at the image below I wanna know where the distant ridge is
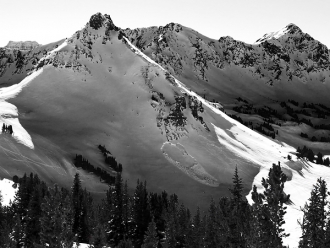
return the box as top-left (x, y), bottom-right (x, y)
top-left (5, 41), bottom-right (40, 50)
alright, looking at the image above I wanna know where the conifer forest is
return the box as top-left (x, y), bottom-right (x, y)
top-left (0, 163), bottom-right (329, 248)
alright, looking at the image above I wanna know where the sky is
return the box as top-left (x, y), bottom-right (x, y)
top-left (1, 0), bottom-right (330, 47)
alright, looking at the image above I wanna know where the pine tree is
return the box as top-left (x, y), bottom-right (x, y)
top-left (299, 178), bottom-right (328, 247)
top-left (0, 191), bottom-right (3, 231)
top-left (204, 198), bottom-right (221, 248)
top-left (0, 191), bottom-right (8, 246)
top-left (11, 214), bottom-right (24, 248)
top-left (72, 173), bottom-right (83, 242)
top-left (176, 203), bottom-right (189, 246)
top-left (13, 173), bottom-right (31, 217)
top-left (132, 180), bottom-right (150, 247)
top-left (108, 173), bottom-right (125, 246)
top-left (217, 197), bottom-right (232, 246)
top-left (324, 209), bottom-right (330, 247)
top-left (317, 152), bottom-right (324, 165)
top-left (142, 218), bottom-right (158, 248)
top-left (163, 196), bottom-right (178, 248)
top-left (252, 162), bottom-right (290, 248)
top-left (116, 239), bottom-right (134, 248)
top-left (78, 189), bottom-right (94, 244)
top-left (228, 166), bottom-right (251, 247)
top-left (25, 186), bottom-right (42, 247)
top-left (40, 185), bottom-right (74, 248)
top-left (90, 223), bottom-right (107, 248)
top-left (229, 166), bottom-right (243, 205)
top-left (122, 180), bottom-right (132, 240)
top-left (187, 207), bottom-right (204, 248)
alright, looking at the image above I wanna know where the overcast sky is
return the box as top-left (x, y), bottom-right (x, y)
top-left (1, 0), bottom-right (329, 47)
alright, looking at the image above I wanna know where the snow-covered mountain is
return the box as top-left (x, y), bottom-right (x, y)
top-left (1, 13), bottom-right (330, 247)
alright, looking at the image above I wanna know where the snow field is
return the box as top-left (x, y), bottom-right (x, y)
top-left (0, 178), bottom-right (17, 206)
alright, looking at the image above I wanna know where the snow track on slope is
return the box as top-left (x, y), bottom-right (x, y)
top-left (124, 35), bottom-right (330, 247)
top-left (0, 41), bottom-right (68, 149)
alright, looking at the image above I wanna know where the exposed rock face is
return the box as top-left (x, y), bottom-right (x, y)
top-left (5, 41), bottom-right (40, 50)
top-left (89, 12), bottom-right (119, 31)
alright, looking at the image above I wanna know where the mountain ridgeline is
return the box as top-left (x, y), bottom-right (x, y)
top-left (123, 21), bottom-right (330, 104)
top-left (1, 12), bottom-right (330, 247)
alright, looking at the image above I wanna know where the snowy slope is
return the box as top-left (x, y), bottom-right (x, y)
top-left (0, 41), bottom-right (68, 149)
top-left (123, 29), bottom-right (330, 247)
top-left (0, 178), bottom-right (17, 206)
top-left (0, 13), bottom-right (329, 247)
top-left (255, 23), bottom-right (301, 43)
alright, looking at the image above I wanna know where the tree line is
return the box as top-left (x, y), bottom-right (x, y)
top-left (296, 146), bottom-right (330, 166)
top-left (98, 145), bottom-right (123, 173)
top-left (0, 163), bottom-right (328, 247)
top-left (74, 154), bottom-right (116, 185)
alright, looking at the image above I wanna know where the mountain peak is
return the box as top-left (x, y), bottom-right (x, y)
top-left (285, 23), bottom-right (302, 34)
top-left (88, 12), bottom-right (118, 31)
top-left (255, 23), bottom-right (303, 43)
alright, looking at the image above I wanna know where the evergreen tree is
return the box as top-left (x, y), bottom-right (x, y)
top-left (324, 208), bottom-right (330, 247)
top-left (176, 203), bottom-right (190, 246)
top-left (317, 152), bottom-right (324, 165)
top-left (116, 239), bottom-right (134, 248)
top-left (39, 185), bottom-right (74, 248)
top-left (217, 197), bottom-right (232, 246)
top-left (13, 173), bottom-right (31, 217)
top-left (122, 180), bottom-right (132, 240)
top-left (0, 191), bottom-right (10, 246)
top-left (132, 180), bottom-right (150, 247)
top-left (77, 189), bottom-right (94, 244)
top-left (204, 198), bottom-right (221, 248)
top-left (228, 166), bottom-right (251, 247)
top-left (187, 207), bottom-right (204, 248)
top-left (229, 166), bottom-right (243, 205)
top-left (11, 214), bottom-right (24, 248)
top-left (108, 173), bottom-right (125, 246)
top-left (72, 173), bottom-right (84, 242)
top-left (163, 195), bottom-right (179, 248)
top-left (90, 223), bottom-right (107, 248)
top-left (24, 186), bottom-right (42, 247)
top-left (252, 162), bottom-right (290, 248)
top-left (299, 178), bottom-right (328, 248)
top-left (142, 217), bottom-right (158, 248)
top-left (0, 191), bottom-right (3, 240)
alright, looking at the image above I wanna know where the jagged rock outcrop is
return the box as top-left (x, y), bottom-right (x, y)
top-left (5, 41), bottom-right (40, 50)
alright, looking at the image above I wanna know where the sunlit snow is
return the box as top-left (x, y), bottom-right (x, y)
top-left (0, 178), bottom-right (17, 206)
